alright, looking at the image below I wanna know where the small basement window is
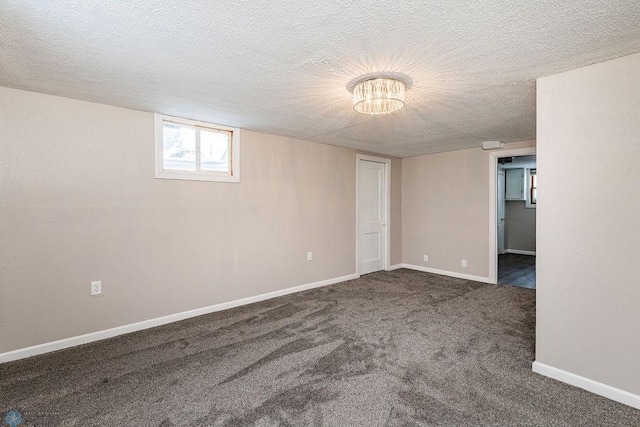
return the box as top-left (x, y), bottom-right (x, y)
top-left (154, 114), bottom-right (240, 182)
top-left (526, 168), bottom-right (537, 208)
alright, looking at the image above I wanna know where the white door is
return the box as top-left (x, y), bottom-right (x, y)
top-left (497, 169), bottom-right (506, 255)
top-left (359, 160), bottom-right (387, 274)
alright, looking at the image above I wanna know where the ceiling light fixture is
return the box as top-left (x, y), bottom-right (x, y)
top-left (353, 78), bottom-right (405, 115)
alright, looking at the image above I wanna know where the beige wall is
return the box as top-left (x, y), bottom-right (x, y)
top-left (0, 87), bottom-right (401, 354)
top-left (506, 201), bottom-right (536, 252)
top-left (537, 52), bottom-right (640, 395)
top-left (390, 157), bottom-right (403, 266)
top-left (402, 140), bottom-right (536, 279)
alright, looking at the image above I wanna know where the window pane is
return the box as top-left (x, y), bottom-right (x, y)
top-left (163, 123), bottom-right (196, 171)
top-left (200, 129), bottom-right (230, 172)
top-left (530, 173), bottom-right (537, 204)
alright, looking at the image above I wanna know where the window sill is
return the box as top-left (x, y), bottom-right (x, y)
top-left (155, 169), bottom-right (240, 183)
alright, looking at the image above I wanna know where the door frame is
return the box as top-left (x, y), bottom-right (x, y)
top-left (488, 147), bottom-right (536, 284)
top-left (356, 154), bottom-right (391, 277)
top-left (497, 169), bottom-right (506, 255)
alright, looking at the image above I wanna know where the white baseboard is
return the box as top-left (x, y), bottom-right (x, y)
top-left (401, 263), bottom-right (491, 284)
top-left (532, 361), bottom-right (640, 410)
top-left (506, 249), bottom-right (536, 256)
top-left (387, 264), bottom-right (403, 271)
top-left (0, 273), bottom-right (357, 364)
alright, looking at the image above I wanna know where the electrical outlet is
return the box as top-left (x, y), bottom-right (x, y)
top-left (461, 260), bottom-right (467, 268)
top-left (423, 255), bottom-right (428, 262)
top-left (91, 281), bottom-right (102, 296)
top-left (307, 251), bottom-right (313, 261)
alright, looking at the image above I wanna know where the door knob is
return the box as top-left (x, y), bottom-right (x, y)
top-left (381, 223), bottom-right (387, 226)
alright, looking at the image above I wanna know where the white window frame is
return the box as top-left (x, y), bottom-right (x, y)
top-left (154, 113), bottom-right (240, 183)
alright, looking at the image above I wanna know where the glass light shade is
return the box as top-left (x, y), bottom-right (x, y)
top-left (353, 78), bottom-right (405, 115)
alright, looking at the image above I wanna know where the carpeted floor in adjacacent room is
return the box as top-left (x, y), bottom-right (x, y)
top-left (1, 269), bottom-right (639, 426)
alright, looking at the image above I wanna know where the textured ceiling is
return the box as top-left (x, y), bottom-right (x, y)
top-left (1, 1), bottom-right (640, 157)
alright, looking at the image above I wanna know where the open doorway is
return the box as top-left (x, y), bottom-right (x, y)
top-left (497, 155), bottom-right (537, 289)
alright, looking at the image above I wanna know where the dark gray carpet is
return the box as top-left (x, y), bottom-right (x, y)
top-left (1, 269), bottom-right (638, 426)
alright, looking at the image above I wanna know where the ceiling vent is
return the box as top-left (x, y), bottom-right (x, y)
top-left (482, 141), bottom-right (504, 150)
